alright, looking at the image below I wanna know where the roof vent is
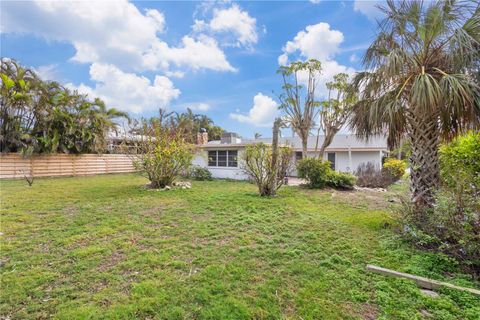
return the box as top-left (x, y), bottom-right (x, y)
top-left (221, 132), bottom-right (240, 144)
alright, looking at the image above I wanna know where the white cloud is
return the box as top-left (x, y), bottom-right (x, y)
top-left (1, 0), bottom-right (235, 73)
top-left (354, 0), bottom-right (385, 20)
top-left (278, 22), bottom-right (355, 97)
top-left (349, 54), bottom-right (359, 62)
top-left (32, 64), bottom-right (59, 81)
top-left (193, 3), bottom-right (259, 48)
top-left (230, 93), bottom-right (279, 127)
top-left (309, 0), bottom-right (322, 3)
top-left (67, 63), bottom-right (180, 114)
top-left (143, 35), bottom-right (236, 72)
top-left (281, 22), bottom-right (344, 63)
top-left (188, 103), bottom-right (211, 111)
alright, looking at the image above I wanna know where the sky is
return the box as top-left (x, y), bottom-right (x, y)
top-left (1, 0), bottom-right (385, 138)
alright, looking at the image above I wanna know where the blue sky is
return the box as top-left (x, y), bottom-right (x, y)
top-left (1, 0), bottom-right (384, 138)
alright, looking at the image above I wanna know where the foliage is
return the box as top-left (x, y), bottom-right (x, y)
top-left (189, 166), bottom-right (213, 181)
top-left (133, 120), bottom-right (194, 188)
top-left (297, 157), bottom-right (356, 190)
top-left (314, 73), bottom-right (356, 156)
top-left (382, 158), bottom-right (407, 180)
top-left (2, 174), bottom-right (479, 319)
top-left (400, 189), bottom-right (480, 276)
top-left (0, 58), bottom-right (128, 154)
top-left (349, 0), bottom-right (480, 212)
top-left (401, 132), bottom-right (480, 275)
top-left (355, 162), bottom-right (396, 188)
top-left (326, 171), bottom-right (357, 190)
top-left (439, 131), bottom-right (480, 191)
top-left (171, 108), bottom-right (225, 143)
top-left (242, 143), bottom-right (292, 196)
top-left (278, 59), bottom-right (322, 157)
top-left (297, 158), bottom-right (331, 188)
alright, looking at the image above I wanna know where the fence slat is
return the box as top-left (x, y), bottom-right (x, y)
top-left (0, 153), bottom-right (137, 179)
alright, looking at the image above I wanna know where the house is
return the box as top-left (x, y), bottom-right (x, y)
top-left (192, 130), bottom-right (389, 180)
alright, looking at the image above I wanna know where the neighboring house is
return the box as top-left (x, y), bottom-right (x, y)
top-left (193, 131), bottom-right (388, 180)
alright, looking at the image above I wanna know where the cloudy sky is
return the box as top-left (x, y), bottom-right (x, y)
top-left (1, 0), bottom-right (384, 137)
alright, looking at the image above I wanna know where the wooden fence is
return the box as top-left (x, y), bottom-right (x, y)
top-left (0, 153), bottom-right (137, 179)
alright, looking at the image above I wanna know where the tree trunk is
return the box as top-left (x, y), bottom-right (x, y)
top-left (318, 128), bottom-right (337, 159)
top-left (268, 118), bottom-right (281, 196)
top-left (301, 137), bottom-right (308, 159)
top-left (407, 114), bottom-right (440, 215)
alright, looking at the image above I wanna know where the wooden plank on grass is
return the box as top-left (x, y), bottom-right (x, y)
top-left (366, 265), bottom-right (480, 296)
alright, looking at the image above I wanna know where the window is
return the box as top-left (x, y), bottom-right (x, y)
top-left (228, 150), bottom-right (238, 167)
top-left (295, 151), bottom-right (303, 162)
top-left (327, 152), bottom-right (336, 170)
top-left (207, 150), bottom-right (238, 167)
top-left (208, 151), bottom-right (217, 167)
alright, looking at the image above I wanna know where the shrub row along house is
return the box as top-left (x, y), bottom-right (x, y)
top-left (192, 130), bottom-right (388, 180)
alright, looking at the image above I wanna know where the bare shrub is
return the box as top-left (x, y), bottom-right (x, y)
top-left (355, 162), bottom-right (395, 188)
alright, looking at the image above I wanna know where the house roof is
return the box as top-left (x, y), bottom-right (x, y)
top-left (199, 134), bottom-right (388, 151)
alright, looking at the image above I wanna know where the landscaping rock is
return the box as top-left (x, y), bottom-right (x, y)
top-left (420, 289), bottom-right (440, 298)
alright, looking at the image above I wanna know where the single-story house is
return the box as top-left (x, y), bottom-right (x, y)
top-left (192, 131), bottom-right (388, 180)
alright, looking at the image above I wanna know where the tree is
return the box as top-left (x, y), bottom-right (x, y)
top-left (133, 118), bottom-right (194, 188)
top-left (172, 108), bottom-right (225, 143)
top-left (1, 59), bottom-right (42, 153)
top-left (314, 73), bottom-right (356, 157)
top-left (1, 58), bottom-right (128, 154)
top-left (349, 0), bottom-right (480, 213)
top-left (278, 59), bottom-right (322, 158)
top-left (242, 118), bottom-right (292, 196)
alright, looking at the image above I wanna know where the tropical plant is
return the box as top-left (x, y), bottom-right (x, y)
top-left (297, 157), bottom-right (356, 190)
top-left (278, 59), bottom-right (322, 157)
top-left (133, 119), bottom-right (194, 188)
top-left (1, 58), bottom-right (128, 154)
top-left (297, 158), bottom-right (332, 188)
top-left (382, 158), bottom-right (407, 180)
top-left (315, 73), bottom-right (356, 157)
top-left (172, 108), bottom-right (224, 144)
top-left (189, 166), bottom-right (213, 181)
top-left (349, 0), bottom-right (480, 213)
top-left (242, 118), bottom-right (292, 196)
top-left (355, 162), bottom-right (396, 188)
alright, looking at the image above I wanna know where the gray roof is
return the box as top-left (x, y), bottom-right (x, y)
top-left (203, 134), bottom-right (387, 151)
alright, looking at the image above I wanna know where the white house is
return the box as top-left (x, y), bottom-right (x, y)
top-left (192, 131), bottom-right (388, 180)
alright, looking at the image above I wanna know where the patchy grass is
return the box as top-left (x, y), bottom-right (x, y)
top-left (0, 174), bottom-right (478, 319)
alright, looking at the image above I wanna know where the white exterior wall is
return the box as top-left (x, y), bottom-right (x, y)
top-left (192, 150), bottom-right (249, 180)
top-left (325, 151), bottom-right (382, 173)
top-left (194, 149), bottom-right (383, 179)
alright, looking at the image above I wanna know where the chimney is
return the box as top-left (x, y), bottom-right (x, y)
top-left (197, 128), bottom-right (208, 145)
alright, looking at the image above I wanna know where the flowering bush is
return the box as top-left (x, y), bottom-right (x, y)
top-left (382, 158), bottom-right (407, 180)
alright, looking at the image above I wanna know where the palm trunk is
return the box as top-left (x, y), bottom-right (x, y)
top-left (407, 114), bottom-right (440, 215)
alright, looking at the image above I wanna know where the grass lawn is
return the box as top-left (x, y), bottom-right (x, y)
top-left (1, 174), bottom-right (479, 319)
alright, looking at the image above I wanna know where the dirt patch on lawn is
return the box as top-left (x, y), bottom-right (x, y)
top-left (332, 189), bottom-right (396, 210)
top-left (97, 251), bottom-right (126, 272)
top-left (344, 302), bottom-right (379, 319)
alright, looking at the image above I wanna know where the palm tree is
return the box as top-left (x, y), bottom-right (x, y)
top-left (350, 0), bottom-right (480, 213)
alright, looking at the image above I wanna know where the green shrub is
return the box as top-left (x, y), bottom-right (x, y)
top-left (439, 131), bottom-right (480, 191)
top-left (327, 171), bottom-right (357, 190)
top-left (400, 132), bottom-right (480, 275)
top-left (189, 166), bottom-right (212, 181)
top-left (297, 158), bottom-right (356, 190)
top-left (297, 158), bottom-right (331, 188)
top-left (400, 189), bottom-right (480, 275)
top-left (382, 158), bottom-right (407, 180)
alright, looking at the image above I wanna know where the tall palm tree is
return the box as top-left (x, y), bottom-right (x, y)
top-left (350, 0), bottom-right (480, 213)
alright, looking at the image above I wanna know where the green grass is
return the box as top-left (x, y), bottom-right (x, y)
top-left (1, 174), bottom-right (479, 319)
